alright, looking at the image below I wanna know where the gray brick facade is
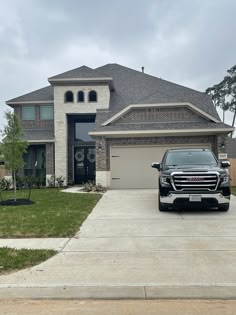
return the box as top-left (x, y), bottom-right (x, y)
top-left (46, 143), bottom-right (54, 175)
top-left (95, 135), bottom-right (221, 172)
top-left (67, 118), bottom-right (75, 183)
top-left (14, 105), bottom-right (54, 131)
top-left (13, 105), bottom-right (55, 180)
top-left (115, 107), bottom-right (206, 123)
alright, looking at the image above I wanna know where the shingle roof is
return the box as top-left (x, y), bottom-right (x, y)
top-left (48, 65), bottom-right (110, 80)
top-left (96, 64), bottom-right (220, 122)
top-left (6, 86), bottom-right (53, 105)
top-left (92, 120), bottom-right (232, 132)
top-left (6, 64), bottom-right (222, 131)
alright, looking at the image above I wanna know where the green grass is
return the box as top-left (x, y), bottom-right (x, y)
top-left (232, 187), bottom-right (236, 196)
top-left (0, 189), bottom-right (101, 238)
top-left (0, 247), bottom-right (56, 274)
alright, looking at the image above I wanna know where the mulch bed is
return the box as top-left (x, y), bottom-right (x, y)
top-left (0, 199), bottom-right (34, 206)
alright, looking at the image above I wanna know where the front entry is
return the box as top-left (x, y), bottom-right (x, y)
top-left (74, 146), bottom-right (96, 184)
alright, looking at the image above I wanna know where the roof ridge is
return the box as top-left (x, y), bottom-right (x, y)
top-left (91, 66), bottom-right (114, 78)
top-left (49, 65), bottom-right (111, 80)
top-left (99, 63), bottom-right (209, 97)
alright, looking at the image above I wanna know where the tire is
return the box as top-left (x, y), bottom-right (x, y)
top-left (158, 193), bottom-right (168, 212)
top-left (219, 204), bottom-right (229, 212)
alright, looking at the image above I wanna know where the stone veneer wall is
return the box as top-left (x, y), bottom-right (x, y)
top-left (54, 84), bottom-right (110, 183)
top-left (95, 135), bottom-right (220, 172)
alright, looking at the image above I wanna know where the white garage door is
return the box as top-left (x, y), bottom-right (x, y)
top-left (110, 144), bottom-right (211, 189)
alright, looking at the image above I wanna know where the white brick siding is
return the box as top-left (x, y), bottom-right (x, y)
top-left (54, 84), bottom-right (110, 183)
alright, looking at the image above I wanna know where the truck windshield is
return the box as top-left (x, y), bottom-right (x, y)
top-left (165, 151), bottom-right (217, 166)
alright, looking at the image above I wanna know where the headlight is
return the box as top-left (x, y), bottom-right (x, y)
top-left (220, 174), bottom-right (229, 184)
top-left (160, 175), bottom-right (170, 185)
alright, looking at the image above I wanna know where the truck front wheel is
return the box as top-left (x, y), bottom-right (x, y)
top-left (219, 204), bottom-right (229, 212)
top-left (158, 194), bottom-right (168, 212)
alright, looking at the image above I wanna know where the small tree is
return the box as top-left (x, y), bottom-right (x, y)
top-left (1, 112), bottom-right (28, 202)
top-left (206, 65), bottom-right (236, 136)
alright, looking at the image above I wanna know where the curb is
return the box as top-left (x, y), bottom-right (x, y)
top-left (0, 285), bottom-right (236, 299)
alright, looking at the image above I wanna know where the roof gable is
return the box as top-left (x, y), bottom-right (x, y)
top-left (113, 105), bottom-right (209, 124)
top-left (101, 103), bottom-right (219, 126)
top-left (48, 65), bottom-right (111, 81)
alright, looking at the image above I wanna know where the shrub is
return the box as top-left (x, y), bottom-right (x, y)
top-left (0, 178), bottom-right (11, 191)
top-left (34, 175), bottom-right (46, 189)
top-left (83, 181), bottom-right (105, 193)
top-left (55, 176), bottom-right (65, 188)
top-left (14, 176), bottom-right (36, 190)
top-left (16, 176), bottom-right (25, 190)
top-left (47, 175), bottom-right (55, 188)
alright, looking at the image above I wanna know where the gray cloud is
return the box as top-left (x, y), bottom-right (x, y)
top-left (1, 0), bottom-right (236, 132)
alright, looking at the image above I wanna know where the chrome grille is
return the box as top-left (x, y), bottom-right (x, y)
top-left (171, 172), bottom-right (219, 191)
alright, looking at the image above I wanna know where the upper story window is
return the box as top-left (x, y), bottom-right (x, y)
top-left (77, 91), bottom-right (84, 102)
top-left (88, 90), bottom-right (97, 102)
top-left (65, 91), bottom-right (74, 103)
top-left (22, 106), bottom-right (35, 120)
top-left (75, 122), bottom-right (96, 142)
top-left (40, 105), bottom-right (53, 120)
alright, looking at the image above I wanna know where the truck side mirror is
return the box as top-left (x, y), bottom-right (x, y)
top-left (151, 162), bottom-right (161, 171)
top-left (221, 160), bottom-right (230, 168)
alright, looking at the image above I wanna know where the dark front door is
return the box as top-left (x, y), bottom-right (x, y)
top-left (74, 146), bottom-right (95, 184)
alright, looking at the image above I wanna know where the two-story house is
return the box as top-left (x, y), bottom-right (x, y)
top-left (6, 64), bottom-right (234, 188)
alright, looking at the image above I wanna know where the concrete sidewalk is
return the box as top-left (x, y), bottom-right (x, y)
top-left (0, 191), bottom-right (236, 299)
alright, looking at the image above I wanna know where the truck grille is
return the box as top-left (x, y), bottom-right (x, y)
top-left (171, 172), bottom-right (219, 191)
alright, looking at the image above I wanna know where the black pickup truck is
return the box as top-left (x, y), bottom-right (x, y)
top-left (152, 148), bottom-right (231, 212)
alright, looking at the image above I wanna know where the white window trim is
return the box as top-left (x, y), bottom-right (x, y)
top-left (89, 128), bottom-right (234, 137)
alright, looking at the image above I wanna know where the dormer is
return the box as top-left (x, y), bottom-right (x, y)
top-left (48, 66), bottom-right (114, 110)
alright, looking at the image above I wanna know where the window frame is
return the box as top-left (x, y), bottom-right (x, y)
top-left (88, 90), bottom-right (97, 102)
top-left (77, 91), bottom-right (85, 103)
top-left (39, 105), bottom-right (54, 120)
top-left (65, 91), bottom-right (74, 103)
top-left (21, 106), bottom-right (36, 121)
top-left (74, 121), bottom-right (96, 142)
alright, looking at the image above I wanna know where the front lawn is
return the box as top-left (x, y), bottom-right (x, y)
top-left (0, 189), bottom-right (101, 238)
top-left (0, 248), bottom-right (56, 274)
top-left (232, 187), bottom-right (236, 196)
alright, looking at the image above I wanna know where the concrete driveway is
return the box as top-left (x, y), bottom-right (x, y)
top-left (0, 190), bottom-right (236, 299)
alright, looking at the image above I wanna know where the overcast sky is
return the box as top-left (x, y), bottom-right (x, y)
top-left (1, 0), bottom-right (236, 133)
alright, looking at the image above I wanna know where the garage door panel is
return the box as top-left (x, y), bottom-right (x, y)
top-left (110, 144), bottom-right (210, 189)
top-left (111, 146), bottom-right (164, 189)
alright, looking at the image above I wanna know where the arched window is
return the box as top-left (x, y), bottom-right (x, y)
top-left (88, 90), bottom-right (97, 102)
top-left (65, 91), bottom-right (74, 102)
top-left (77, 91), bottom-right (84, 102)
